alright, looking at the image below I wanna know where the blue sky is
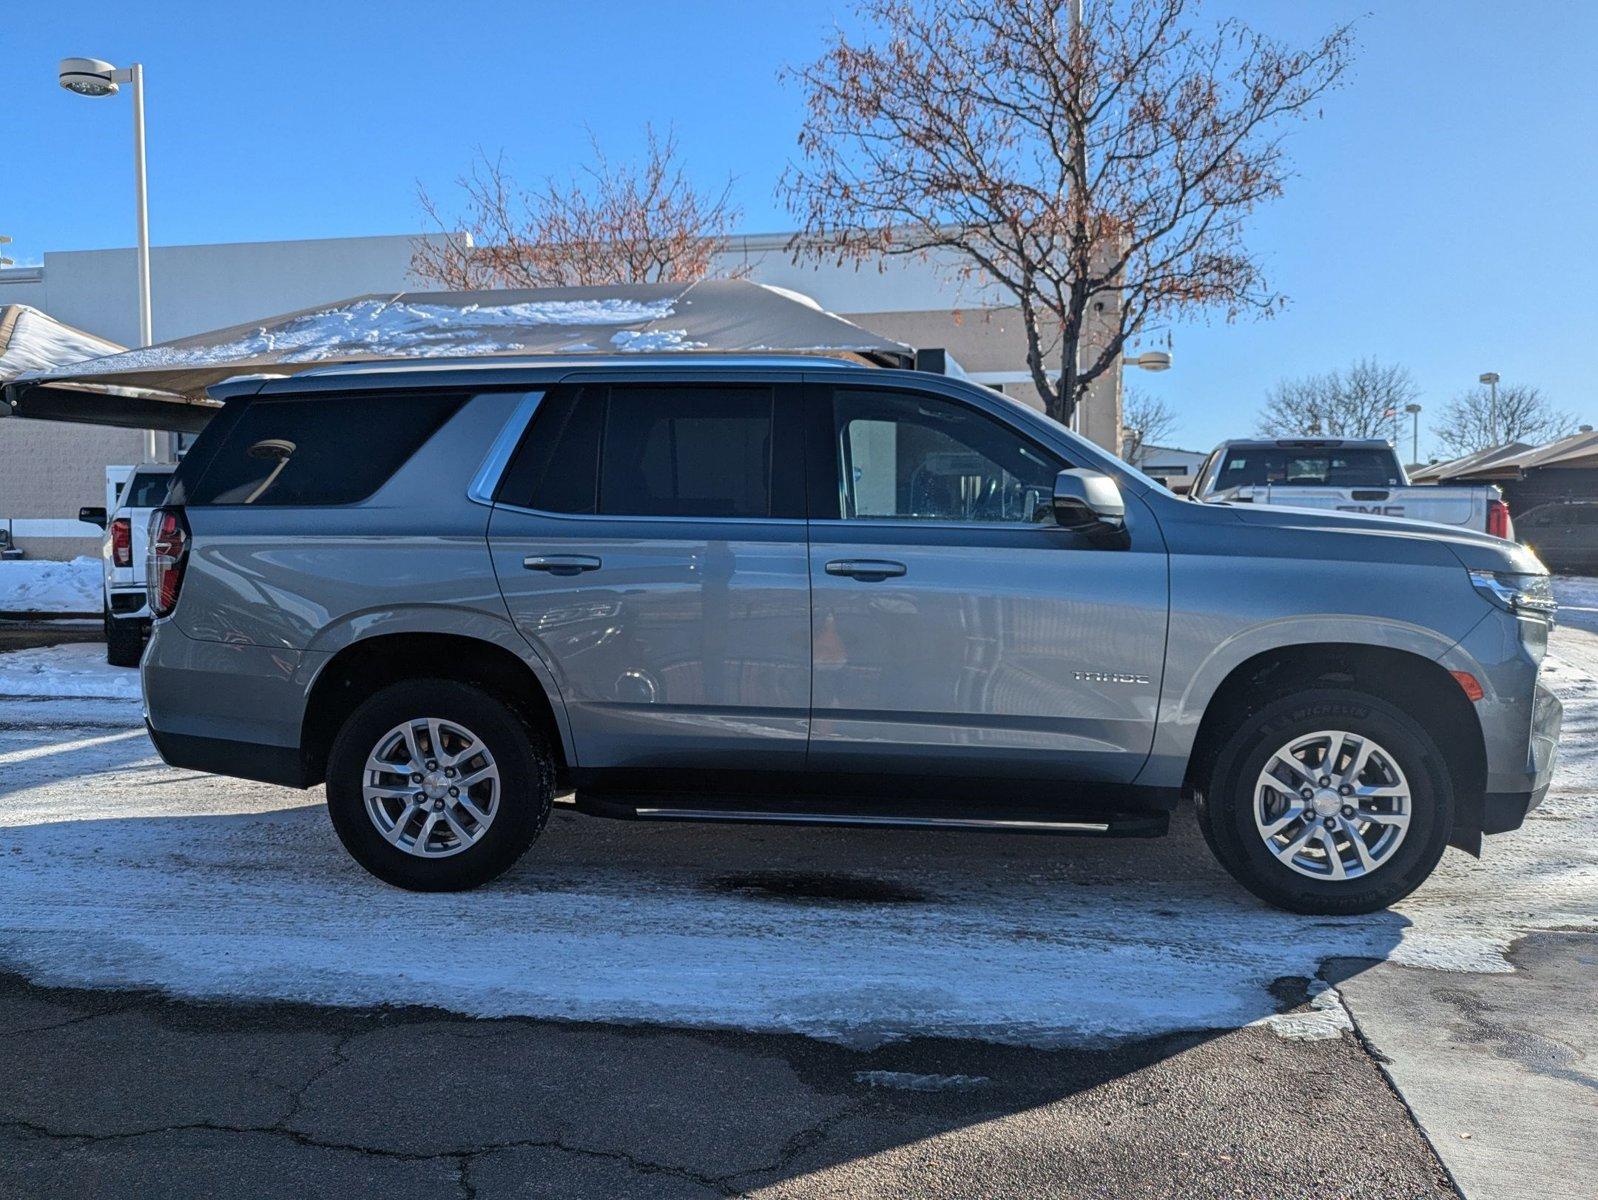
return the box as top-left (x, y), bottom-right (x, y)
top-left (4, 1), bottom-right (1595, 453)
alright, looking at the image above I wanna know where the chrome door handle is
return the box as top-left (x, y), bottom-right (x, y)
top-left (824, 559), bottom-right (907, 580)
top-left (524, 555), bottom-right (602, 576)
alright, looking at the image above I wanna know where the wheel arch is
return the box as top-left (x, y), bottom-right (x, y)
top-left (1183, 642), bottom-right (1487, 853)
top-left (300, 632), bottom-right (573, 789)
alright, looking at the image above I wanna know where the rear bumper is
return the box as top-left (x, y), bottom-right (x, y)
top-left (145, 721), bottom-right (308, 788)
top-left (107, 586), bottom-right (149, 618)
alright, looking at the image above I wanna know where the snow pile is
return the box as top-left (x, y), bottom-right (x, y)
top-left (36, 296), bottom-right (684, 376)
top-left (0, 642), bottom-right (138, 699)
top-left (0, 306), bottom-right (122, 380)
top-left (609, 328), bottom-right (708, 352)
top-left (0, 556), bottom-right (101, 613)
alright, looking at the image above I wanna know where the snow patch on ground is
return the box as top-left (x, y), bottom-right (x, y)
top-left (0, 636), bottom-right (1591, 1046)
top-left (1258, 983), bottom-right (1355, 1041)
top-left (0, 643), bottom-right (138, 699)
top-left (31, 297), bottom-right (683, 375)
top-left (0, 556), bottom-right (101, 613)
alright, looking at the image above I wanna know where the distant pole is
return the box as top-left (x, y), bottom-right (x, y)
top-left (1479, 371), bottom-right (1501, 444)
top-left (1405, 402), bottom-right (1423, 465)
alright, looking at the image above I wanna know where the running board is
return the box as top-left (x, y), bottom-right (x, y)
top-left (574, 793), bottom-right (1168, 838)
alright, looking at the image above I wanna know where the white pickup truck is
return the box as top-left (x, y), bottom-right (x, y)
top-left (77, 463), bottom-right (177, 665)
top-left (1188, 438), bottom-right (1513, 539)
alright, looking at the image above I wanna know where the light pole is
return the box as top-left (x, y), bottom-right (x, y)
top-left (1404, 402), bottom-right (1422, 465)
top-left (1479, 371), bottom-right (1500, 445)
top-left (59, 56), bottom-right (160, 462)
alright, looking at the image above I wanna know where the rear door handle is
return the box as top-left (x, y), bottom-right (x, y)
top-left (824, 559), bottom-right (907, 581)
top-left (524, 555), bottom-right (602, 576)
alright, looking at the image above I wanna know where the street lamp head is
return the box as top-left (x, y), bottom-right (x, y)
top-left (59, 57), bottom-right (120, 97)
top-left (1404, 403), bottom-right (1423, 414)
top-left (1126, 350), bottom-right (1172, 372)
top-left (1478, 371), bottom-right (1500, 386)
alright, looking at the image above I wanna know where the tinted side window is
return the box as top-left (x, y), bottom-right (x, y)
top-left (184, 393), bottom-right (463, 506)
top-left (829, 388), bottom-right (1063, 524)
top-left (496, 386), bottom-right (602, 514)
top-left (499, 384), bottom-right (802, 520)
top-left (601, 386), bottom-right (775, 519)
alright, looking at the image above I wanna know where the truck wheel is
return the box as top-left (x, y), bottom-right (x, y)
top-left (325, 679), bottom-right (553, 891)
top-left (1196, 688), bottom-right (1454, 914)
top-left (105, 612), bottom-right (143, 667)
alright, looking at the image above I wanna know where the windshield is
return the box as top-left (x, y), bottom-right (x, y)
top-left (1215, 447), bottom-right (1401, 490)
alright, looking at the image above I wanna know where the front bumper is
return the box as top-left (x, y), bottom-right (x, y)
top-left (1484, 675), bottom-right (1564, 832)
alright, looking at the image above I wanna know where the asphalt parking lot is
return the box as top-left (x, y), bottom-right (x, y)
top-left (0, 625), bottom-right (1593, 1198)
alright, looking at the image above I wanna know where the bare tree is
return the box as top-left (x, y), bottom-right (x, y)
top-left (783, 0), bottom-right (1355, 426)
top-left (1256, 358), bottom-right (1418, 440)
top-left (413, 127), bottom-right (745, 289)
top-left (1433, 383), bottom-right (1574, 457)
top-left (1121, 389), bottom-right (1180, 462)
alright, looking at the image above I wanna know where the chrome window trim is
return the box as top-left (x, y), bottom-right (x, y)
top-left (806, 517), bottom-right (1064, 535)
top-left (466, 390), bottom-right (545, 507)
top-left (489, 500), bottom-right (807, 528)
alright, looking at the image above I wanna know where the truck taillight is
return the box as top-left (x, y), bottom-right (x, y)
top-left (1487, 498), bottom-right (1511, 540)
top-left (147, 507), bottom-right (190, 618)
top-left (109, 517), bottom-right (132, 568)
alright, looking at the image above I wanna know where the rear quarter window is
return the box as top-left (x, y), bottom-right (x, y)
top-left (176, 392), bottom-right (463, 506)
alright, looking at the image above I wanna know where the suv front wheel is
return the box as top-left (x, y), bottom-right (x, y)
top-left (1197, 688), bottom-right (1454, 914)
top-left (326, 679), bottom-right (553, 891)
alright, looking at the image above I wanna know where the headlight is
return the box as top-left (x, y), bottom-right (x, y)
top-left (1468, 569), bottom-right (1556, 619)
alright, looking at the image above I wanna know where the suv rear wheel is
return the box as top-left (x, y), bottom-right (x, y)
top-left (325, 679), bottom-right (553, 890)
top-left (1197, 688), bottom-right (1453, 914)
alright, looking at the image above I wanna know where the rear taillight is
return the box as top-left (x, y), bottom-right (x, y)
top-left (108, 517), bottom-right (132, 568)
top-left (147, 507), bottom-right (190, 618)
top-left (1487, 498), bottom-right (1511, 540)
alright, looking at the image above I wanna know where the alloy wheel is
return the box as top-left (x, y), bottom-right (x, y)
top-left (362, 717), bottom-right (500, 858)
top-left (1253, 729), bottom-right (1411, 881)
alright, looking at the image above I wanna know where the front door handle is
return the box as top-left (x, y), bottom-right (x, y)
top-left (524, 555), bottom-right (602, 576)
top-left (824, 558), bottom-right (907, 581)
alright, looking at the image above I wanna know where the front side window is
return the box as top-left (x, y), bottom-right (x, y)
top-left (831, 389), bottom-right (1063, 524)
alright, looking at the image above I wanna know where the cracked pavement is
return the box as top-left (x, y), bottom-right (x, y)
top-left (0, 972), bottom-right (1456, 1199)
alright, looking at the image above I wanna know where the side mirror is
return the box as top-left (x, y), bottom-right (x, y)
top-left (78, 506), bottom-right (107, 529)
top-left (1052, 469), bottom-right (1125, 534)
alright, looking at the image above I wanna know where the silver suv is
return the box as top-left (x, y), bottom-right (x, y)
top-left (140, 358), bottom-right (1562, 913)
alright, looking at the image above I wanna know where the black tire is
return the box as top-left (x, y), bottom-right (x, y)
top-left (1196, 688), bottom-right (1453, 915)
top-left (325, 679), bottom-right (553, 891)
top-left (105, 611), bottom-right (143, 667)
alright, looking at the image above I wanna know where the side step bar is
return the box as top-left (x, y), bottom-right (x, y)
top-left (574, 793), bottom-right (1168, 838)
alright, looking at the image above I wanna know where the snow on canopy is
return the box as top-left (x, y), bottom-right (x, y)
top-left (8, 281), bottom-right (912, 427)
top-left (0, 305), bottom-right (124, 381)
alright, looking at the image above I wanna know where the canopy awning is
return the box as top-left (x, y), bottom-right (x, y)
top-left (2, 281), bottom-right (914, 432)
top-left (0, 304), bottom-right (123, 379)
top-left (1494, 429), bottom-right (1598, 472)
top-left (1414, 441), bottom-right (1534, 482)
